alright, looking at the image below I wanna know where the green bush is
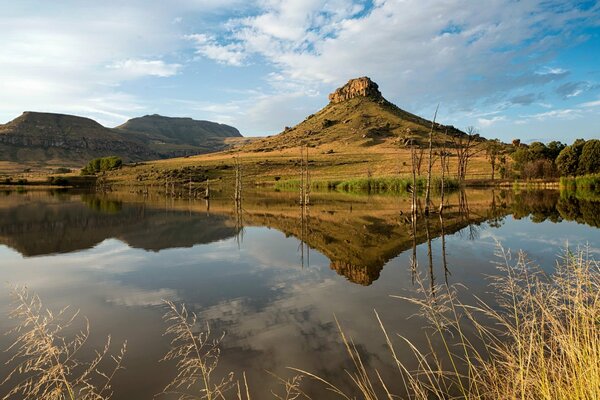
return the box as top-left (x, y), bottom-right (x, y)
top-left (81, 156), bottom-right (122, 175)
top-left (578, 139), bottom-right (600, 175)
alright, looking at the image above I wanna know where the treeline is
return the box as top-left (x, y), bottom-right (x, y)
top-left (509, 138), bottom-right (600, 179)
top-left (81, 156), bottom-right (122, 175)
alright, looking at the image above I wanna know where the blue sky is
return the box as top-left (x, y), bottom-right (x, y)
top-left (1, 0), bottom-right (599, 143)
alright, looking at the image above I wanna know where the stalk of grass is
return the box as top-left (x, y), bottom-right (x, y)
top-left (560, 173), bottom-right (600, 192)
top-left (295, 244), bottom-right (599, 400)
top-left (2, 285), bottom-right (126, 400)
top-left (159, 300), bottom-right (235, 400)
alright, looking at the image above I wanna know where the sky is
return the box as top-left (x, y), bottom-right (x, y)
top-left (1, 0), bottom-right (599, 143)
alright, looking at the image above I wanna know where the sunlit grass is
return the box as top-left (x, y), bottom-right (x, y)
top-left (296, 245), bottom-right (600, 400)
top-left (2, 286), bottom-right (126, 400)
top-left (274, 175), bottom-right (459, 194)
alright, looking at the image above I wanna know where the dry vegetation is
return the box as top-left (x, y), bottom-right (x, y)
top-left (2, 286), bottom-right (126, 400)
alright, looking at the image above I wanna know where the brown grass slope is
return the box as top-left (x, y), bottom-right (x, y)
top-left (107, 77), bottom-right (492, 186)
top-left (242, 94), bottom-right (465, 153)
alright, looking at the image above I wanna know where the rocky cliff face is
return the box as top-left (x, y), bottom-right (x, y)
top-left (0, 112), bottom-right (156, 162)
top-left (328, 76), bottom-right (382, 103)
top-left (0, 111), bottom-right (243, 165)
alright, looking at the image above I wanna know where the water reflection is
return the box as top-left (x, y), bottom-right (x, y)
top-left (1, 189), bottom-right (599, 283)
top-left (0, 189), bottom-right (598, 399)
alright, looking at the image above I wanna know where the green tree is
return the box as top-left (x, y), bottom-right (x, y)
top-left (81, 156), bottom-right (123, 175)
top-left (578, 139), bottom-right (600, 175)
top-left (546, 141), bottom-right (566, 159)
top-left (556, 145), bottom-right (580, 176)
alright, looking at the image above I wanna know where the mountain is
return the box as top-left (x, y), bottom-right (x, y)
top-left (0, 112), bottom-right (242, 167)
top-left (242, 76), bottom-right (466, 152)
top-left (0, 112), bottom-right (156, 165)
top-left (115, 114), bottom-right (242, 156)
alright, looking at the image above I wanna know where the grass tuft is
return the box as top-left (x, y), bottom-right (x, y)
top-left (298, 245), bottom-right (600, 400)
top-left (2, 285), bottom-right (126, 400)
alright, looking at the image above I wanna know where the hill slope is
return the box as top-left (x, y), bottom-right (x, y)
top-left (0, 112), bottom-right (243, 167)
top-left (243, 77), bottom-right (467, 153)
top-left (105, 77), bottom-right (493, 187)
top-left (0, 112), bottom-right (156, 165)
top-left (116, 114), bottom-right (242, 157)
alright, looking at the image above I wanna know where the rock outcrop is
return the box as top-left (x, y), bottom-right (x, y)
top-left (328, 76), bottom-right (382, 104)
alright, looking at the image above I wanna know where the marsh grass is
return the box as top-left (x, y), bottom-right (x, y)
top-left (2, 286), bottom-right (126, 400)
top-left (560, 174), bottom-right (600, 192)
top-left (275, 176), bottom-right (459, 195)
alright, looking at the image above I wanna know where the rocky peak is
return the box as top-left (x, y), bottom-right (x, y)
top-left (328, 77), bottom-right (382, 104)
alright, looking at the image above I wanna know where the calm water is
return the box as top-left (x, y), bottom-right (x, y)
top-left (0, 189), bottom-right (598, 399)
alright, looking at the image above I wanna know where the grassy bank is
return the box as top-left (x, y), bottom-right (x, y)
top-left (275, 175), bottom-right (460, 194)
top-left (560, 173), bottom-right (600, 191)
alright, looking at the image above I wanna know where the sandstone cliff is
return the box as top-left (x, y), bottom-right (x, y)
top-left (328, 77), bottom-right (382, 103)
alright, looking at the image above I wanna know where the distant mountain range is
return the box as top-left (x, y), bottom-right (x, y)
top-left (0, 112), bottom-right (242, 166)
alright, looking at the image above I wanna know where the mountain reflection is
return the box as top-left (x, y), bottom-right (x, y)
top-left (0, 189), bottom-right (598, 285)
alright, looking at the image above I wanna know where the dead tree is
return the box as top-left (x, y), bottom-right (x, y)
top-left (204, 179), bottom-right (210, 199)
top-left (415, 147), bottom-right (425, 176)
top-left (234, 157), bottom-right (242, 203)
top-left (233, 157), bottom-right (244, 247)
top-left (299, 145), bottom-right (310, 205)
top-left (452, 126), bottom-right (481, 183)
top-left (424, 104), bottom-right (439, 215)
top-left (410, 139), bottom-right (418, 214)
top-left (438, 139), bottom-right (450, 213)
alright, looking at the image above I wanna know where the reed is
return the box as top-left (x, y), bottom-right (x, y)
top-left (560, 173), bottom-right (600, 191)
top-left (275, 176), bottom-right (458, 195)
top-left (4, 245), bottom-right (598, 399)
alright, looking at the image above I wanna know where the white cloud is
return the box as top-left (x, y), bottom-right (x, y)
top-left (0, 1), bottom-right (238, 126)
top-left (189, 0), bottom-right (597, 116)
top-left (524, 108), bottom-right (581, 121)
top-left (185, 34), bottom-right (247, 66)
top-left (478, 116), bottom-right (506, 127)
top-left (579, 99), bottom-right (600, 108)
top-left (108, 59), bottom-right (181, 78)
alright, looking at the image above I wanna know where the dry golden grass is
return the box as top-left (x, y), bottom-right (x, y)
top-left (2, 286), bottom-right (126, 400)
top-left (293, 245), bottom-right (600, 400)
top-left (106, 146), bottom-right (493, 190)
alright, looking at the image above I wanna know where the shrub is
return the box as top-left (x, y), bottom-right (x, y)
top-left (578, 139), bottom-right (600, 175)
top-left (81, 156), bottom-right (123, 175)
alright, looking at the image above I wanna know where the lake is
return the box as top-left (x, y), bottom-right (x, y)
top-left (0, 188), bottom-right (598, 399)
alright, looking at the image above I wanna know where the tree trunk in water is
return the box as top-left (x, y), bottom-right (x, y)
top-left (424, 104), bottom-right (439, 215)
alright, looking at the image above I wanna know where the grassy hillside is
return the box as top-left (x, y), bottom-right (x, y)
top-left (105, 78), bottom-right (493, 188)
top-left (243, 96), bottom-right (465, 153)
